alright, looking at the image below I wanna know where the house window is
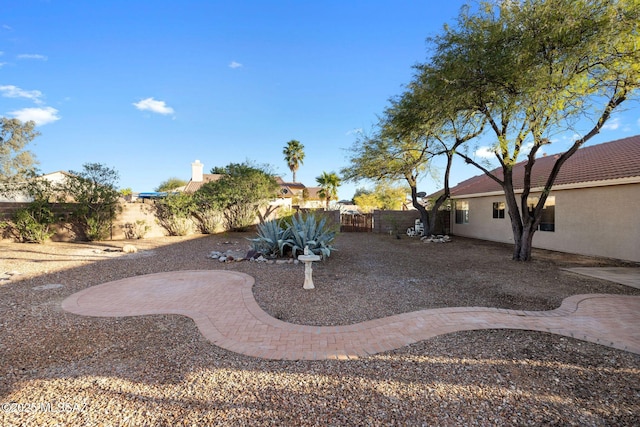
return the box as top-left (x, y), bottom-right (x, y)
top-left (455, 201), bottom-right (469, 224)
top-left (527, 196), bottom-right (555, 232)
top-left (492, 202), bottom-right (505, 219)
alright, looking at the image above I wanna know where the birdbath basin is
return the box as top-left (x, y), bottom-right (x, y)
top-left (298, 246), bottom-right (321, 290)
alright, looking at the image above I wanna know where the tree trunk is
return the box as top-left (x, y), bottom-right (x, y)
top-left (501, 173), bottom-right (526, 261)
top-left (409, 185), bottom-right (429, 236)
top-left (516, 224), bottom-right (536, 261)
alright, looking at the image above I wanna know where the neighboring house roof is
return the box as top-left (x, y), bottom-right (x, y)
top-left (275, 177), bottom-right (306, 198)
top-left (450, 135), bottom-right (640, 198)
top-left (304, 186), bottom-right (323, 201)
top-left (273, 177), bottom-right (323, 201)
top-left (183, 174), bottom-right (223, 193)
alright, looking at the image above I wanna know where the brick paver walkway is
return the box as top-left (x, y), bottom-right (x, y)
top-left (62, 270), bottom-right (640, 360)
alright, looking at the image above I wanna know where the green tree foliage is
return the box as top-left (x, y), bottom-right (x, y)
top-left (346, 0), bottom-right (638, 256)
top-left (61, 163), bottom-right (121, 241)
top-left (282, 139), bottom-right (305, 182)
top-left (155, 177), bottom-right (187, 192)
top-left (353, 192), bottom-right (379, 214)
top-left (316, 171), bottom-right (341, 209)
top-left (195, 162), bottom-right (279, 231)
top-left (342, 61), bottom-right (483, 236)
top-left (353, 182), bottom-right (407, 213)
top-left (0, 118), bottom-right (40, 195)
top-left (424, 0), bottom-right (640, 260)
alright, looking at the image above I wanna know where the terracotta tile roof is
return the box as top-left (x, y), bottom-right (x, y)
top-left (450, 135), bottom-right (640, 197)
top-left (184, 174), bottom-right (223, 193)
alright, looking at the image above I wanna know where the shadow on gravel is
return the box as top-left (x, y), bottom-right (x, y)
top-left (1, 233), bottom-right (639, 425)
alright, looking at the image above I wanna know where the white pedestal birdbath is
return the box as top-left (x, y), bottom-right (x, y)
top-left (297, 246), bottom-right (321, 290)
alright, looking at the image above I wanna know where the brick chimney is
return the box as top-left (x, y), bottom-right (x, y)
top-left (191, 160), bottom-right (204, 182)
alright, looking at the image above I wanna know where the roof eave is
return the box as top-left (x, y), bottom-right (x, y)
top-left (450, 176), bottom-right (640, 199)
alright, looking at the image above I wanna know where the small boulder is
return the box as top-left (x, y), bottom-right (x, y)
top-left (123, 244), bottom-right (138, 253)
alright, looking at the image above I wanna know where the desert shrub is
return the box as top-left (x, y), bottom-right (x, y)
top-left (122, 220), bottom-right (151, 239)
top-left (60, 163), bottom-right (121, 241)
top-left (248, 219), bottom-right (291, 258)
top-left (195, 162), bottom-right (279, 232)
top-left (285, 213), bottom-right (336, 259)
top-left (193, 208), bottom-right (223, 234)
top-left (152, 192), bottom-right (195, 236)
top-left (11, 200), bottom-right (57, 243)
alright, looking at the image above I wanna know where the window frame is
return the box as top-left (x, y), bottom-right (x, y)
top-left (492, 201), bottom-right (505, 219)
top-left (527, 196), bottom-right (555, 232)
top-left (455, 200), bottom-right (469, 224)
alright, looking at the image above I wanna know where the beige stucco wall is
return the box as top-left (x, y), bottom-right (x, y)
top-left (451, 182), bottom-right (640, 263)
top-left (111, 202), bottom-right (169, 239)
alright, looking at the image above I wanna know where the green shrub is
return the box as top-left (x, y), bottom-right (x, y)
top-left (193, 208), bottom-right (223, 234)
top-left (12, 200), bottom-right (57, 243)
top-left (84, 213), bottom-right (113, 241)
top-left (152, 193), bottom-right (195, 236)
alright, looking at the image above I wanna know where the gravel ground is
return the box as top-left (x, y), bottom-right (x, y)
top-left (1, 232), bottom-right (639, 426)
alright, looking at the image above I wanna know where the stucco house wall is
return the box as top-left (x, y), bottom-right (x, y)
top-left (451, 181), bottom-right (640, 263)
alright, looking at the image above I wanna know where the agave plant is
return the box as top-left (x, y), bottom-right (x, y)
top-left (248, 219), bottom-right (291, 258)
top-left (285, 213), bottom-right (336, 259)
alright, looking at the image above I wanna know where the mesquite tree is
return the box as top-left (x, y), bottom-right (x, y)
top-left (425, 0), bottom-right (640, 260)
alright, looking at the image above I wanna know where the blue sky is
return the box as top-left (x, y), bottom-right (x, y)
top-left (2, 1), bottom-right (639, 200)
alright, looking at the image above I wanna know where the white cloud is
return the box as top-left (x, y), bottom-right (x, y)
top-left (0, 62), bottom-right (6, 68)
top-left (602, 117), bottom-right (620, 131)
top-left (17, 53), bottom-right (48, 61)
top-left (2, 25), bottom-right (12, 31)
top-left (475, 146), bottom-right (496, 159)
top-left (229, 61), bottom-right (243, 69)
top-left (133, 97), bottom-right (175, 115)
top-left (0, 84), bottom-right (44, 104)
top-left (9, 106), bottom-right (60, 126)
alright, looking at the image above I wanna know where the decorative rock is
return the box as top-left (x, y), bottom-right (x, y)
top-left (123, 244), bottom-right (138, 253)
top-left (33, 284), bottom-right (64, 291)
top-left (1, 271), bottom-right (21, 281)
top-left (421, 234), bottom-right (452, 243)
top-left (218, 256), bottom-right (227, 262)
top-left (246, 250), bottom-right (260, 260)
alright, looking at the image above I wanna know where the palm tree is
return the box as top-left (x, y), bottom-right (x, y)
top-left (282, 140), bottom-right (305, 182)
top-left (316, 171), bottom-right (341, 209)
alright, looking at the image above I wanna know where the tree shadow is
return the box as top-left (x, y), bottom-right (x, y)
top-left (1, 233), bottom-right (639, 425)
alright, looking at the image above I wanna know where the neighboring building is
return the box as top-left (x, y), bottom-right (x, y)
top-left (0, 171), bottom-right (72, 202)
top-left (275, 177), bottom-right (324, 209)
top-left (447, 135), bottom-right (640, 263)
top-left (184, 160), bottom-right (324, 210)
top-left (183, 160), bottom-right (224, 193)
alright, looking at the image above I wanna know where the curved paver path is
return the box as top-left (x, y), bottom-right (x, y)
top-left (62, 270), bottom-right (640, 360)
